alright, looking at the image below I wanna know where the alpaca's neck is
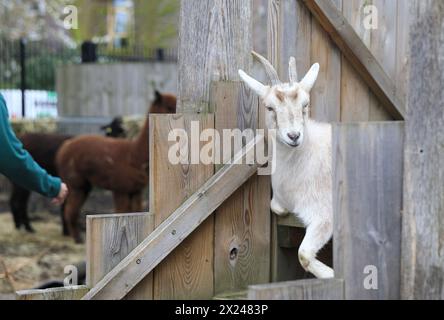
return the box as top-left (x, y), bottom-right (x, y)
top-left (130, 115), bottom-right (150, 166)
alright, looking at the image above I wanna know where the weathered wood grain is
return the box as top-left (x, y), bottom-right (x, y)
top-left (82, 135), bottom-right (265, 300)
top-left (248, 278), bottom-right (344, 300)
top-left (86, 213), bottom-right (154, 300)
top-left (16, 286), bottom-right (89, 300)
top-left (150, 114), bottom-right (215, 300)
top-left (310, 0), bottom-right (342, 122)
top-left (177, 0), bottom-right (253, 112)
top-left (212, 81), bottom-right (270, 295)
top-left (401, 1), bottom-right (444, 300)
top-left (302, 0), bottom-right (405, 120)
top-left (277, 214), bottom-right (305, 228)
top-left (340, 0), bottom-right (371, 122)
top-left (395, 0), bottom-right (416, 102)
top-left (368, 0), bottom-right (397, 121)
top-left (56, 63), bottom-right (177, 117)
top-left (333, 122), bottom-right (404, 299)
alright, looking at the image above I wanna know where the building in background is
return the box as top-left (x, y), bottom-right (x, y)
top-left (0, 0), bottom-right (179, 118)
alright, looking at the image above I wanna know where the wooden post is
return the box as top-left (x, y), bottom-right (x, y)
top-left (86, 213), bottom-right (154, 299)
top-left (177, 0), bottom-right (253, 113)
top-left (248, 279), bottom-right (344, 300)
top-left (333, 122), bottom-right (404, 299)
top-left (16, 286), bottom-right (89, 300)
top-left (150, 114), bottom-right (215, 299)
top-left (401, 1), bottom-right (444, 300)
top-left (310, 0), bottom-right (342, 122)
top-left (212, 82), bottom-right (271, 295)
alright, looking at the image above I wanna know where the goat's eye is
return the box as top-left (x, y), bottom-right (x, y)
top-left (266, 106), bottom-right (274, 112)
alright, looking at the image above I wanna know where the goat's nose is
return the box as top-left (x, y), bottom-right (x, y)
top-left (287, 132), bottom-right (300, 142)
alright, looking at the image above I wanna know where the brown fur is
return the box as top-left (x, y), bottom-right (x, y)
top-left (56, 92), bottom-right (176, 242)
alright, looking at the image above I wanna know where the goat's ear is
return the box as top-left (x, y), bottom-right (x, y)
top-left (300, 63), bottom-right (320, 92)
top-left (238, 69), bottom-right (268, 97)
top-left (154, 90), bottom-right (162, 102)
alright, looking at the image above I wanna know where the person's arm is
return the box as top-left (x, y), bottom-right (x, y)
top-left (0, 95), bottom-right (61, 198)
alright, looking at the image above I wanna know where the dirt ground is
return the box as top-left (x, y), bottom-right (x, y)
top-left (0, 211), bottom-right (85, 298)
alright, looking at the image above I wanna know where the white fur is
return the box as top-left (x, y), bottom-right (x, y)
top-left (239, 54), bottom-right (333, 279)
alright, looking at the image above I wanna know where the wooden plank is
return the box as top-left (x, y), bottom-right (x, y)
top-left (82, 134), bottom-right (265, 300)
top-left (395, 0), bottom-right (416, 101)
top-left (56, 63), bottom-right (177, 117)
top-left (213, 290), bottom-right (248, 300)
top-left (333, 122), bottom-right (404, 299)
top-left (86, 213), bottom-right (154, 300)
top-left (401, 2), bottom-right (444, 299)
top-left (212, 81), bottom-right (271, 295)
top-left (16, 286), bottom-right (89, 300)
top-left (150, 114), bottom-right (214, 300)
top-left (368, 0), bottom-right (397, 121)
top-left (310, 0), bottom-right (341, 122)
top-left (177, 0), bottom-right (252, 113)
top-left (340, 0), bottom-right (371, 122)
top-left (277, 214), bottom-right (304, 228)
top-left (277, 226), bottom-right (300, 248)
top-left (248, 279), bottom-right (344, 300)
top-left (301, 0), bottom-right (405, 120)
top-left (252, 0), bottom-right (269, 83)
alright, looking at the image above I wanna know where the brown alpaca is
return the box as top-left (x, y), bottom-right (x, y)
top-left (56, 91), bottom-right (176, 242)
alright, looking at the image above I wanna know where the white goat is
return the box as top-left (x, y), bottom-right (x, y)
top-left (239, 52), bottom-right (333, 279)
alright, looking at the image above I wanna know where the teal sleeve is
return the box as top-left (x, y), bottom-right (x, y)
top-left (0, 95), bottom-right (61, 198)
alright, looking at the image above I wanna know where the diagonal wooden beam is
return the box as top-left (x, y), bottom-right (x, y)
top-left (301, 0), bottom-right (405, 120)
top-left (82, 135), bottom-right (265, 300)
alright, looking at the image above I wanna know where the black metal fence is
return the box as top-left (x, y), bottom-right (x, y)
top-left (0, 37), bottom-right (177, 117)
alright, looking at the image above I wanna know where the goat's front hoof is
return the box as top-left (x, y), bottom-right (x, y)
top-left (273, 210), bottom-right (289, 217)
top-left (270, 199), bottom-right (289, 216)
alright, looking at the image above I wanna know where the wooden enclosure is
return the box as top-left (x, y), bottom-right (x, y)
top-left (18, 0), bottom-right (443, 300)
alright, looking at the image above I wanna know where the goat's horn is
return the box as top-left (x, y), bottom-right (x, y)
top-left (289, 57), bottom-right (298, 84)
top-left (252, 51), bottom-right (281, 85)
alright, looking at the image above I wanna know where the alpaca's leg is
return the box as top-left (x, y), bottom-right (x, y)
top-left (61, 203), bottom-right (69, 236)
top-left (113, 193), bottom-right (131, 213)
top-left (10, 185), bottom-right (33, 232)
top-left (130, 192), bottom-right (143, 212)
top-left (10, 185), bottom-right (23, 230)
top-left (64, 189), bottom-right (88, 243)
top-left (298, 218), bottom-right (334, 279)
top-left (271, 197), bottom-right (288, 216)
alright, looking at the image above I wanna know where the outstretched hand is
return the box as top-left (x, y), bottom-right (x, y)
top-left (52, 182), bottom-right (68, 206)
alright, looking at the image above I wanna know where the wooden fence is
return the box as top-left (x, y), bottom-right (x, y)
top-left (16, 0), bottom-right (442, 300)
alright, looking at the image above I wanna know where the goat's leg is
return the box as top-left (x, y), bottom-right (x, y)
top-left (113, 192), bottom-right (131, 213)
top-left (271, 197), bottom-right (288, 216)
top-left (298, 218), bottom-right (334, 279)
top-left (64, 189), bottom-right (88, 243)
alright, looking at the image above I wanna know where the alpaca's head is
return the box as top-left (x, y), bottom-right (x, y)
top-left (149, 90), bottom-right (177, 114)
top-left (239, 51), bottom-right (319, 148)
